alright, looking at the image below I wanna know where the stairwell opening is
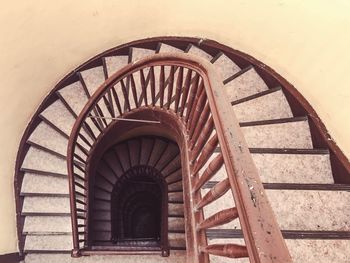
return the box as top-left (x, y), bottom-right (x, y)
top-left (88, 134), bottom-right (184, 256)
top-left (111, 166), bottom-right (164, 244)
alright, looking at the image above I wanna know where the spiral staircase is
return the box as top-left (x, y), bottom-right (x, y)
top-left (15, 37), bottom-right (350, 263)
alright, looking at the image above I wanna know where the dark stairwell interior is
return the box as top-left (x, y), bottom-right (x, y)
top-left (88, 135), bottom-right (186, 254)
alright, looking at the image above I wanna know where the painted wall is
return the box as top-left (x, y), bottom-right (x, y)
top-left (1, 0), bottom-right (349, 254)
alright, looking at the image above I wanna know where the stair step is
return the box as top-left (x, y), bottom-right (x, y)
top-left (202, 150), bottom-right (333, 184)
top-left (24, 251), bottom-right (187, 263)
top-left (40, 100), bottom-right (75, 136)
top-left (225, 67), bottom-right (269, 101)
top-left (186, 44), bottom-right (212, 61)
top-left (200, 188), bottom-right (350, 231)
top-left (232, 89), bottom-right (293, 122)
top-left (57, 81), bottom-right (88, 116)
top-left (22, 196), bottom-right (70, 214)
top-left (212, 53), bottom-right (241, 80)
top-left (241, 119), bottom-right (313, 148)
top-left (131, 47), bottom-right (155, 62)
top-left (104, 55), bottom-right (129, 77)
top-left (252, 152), bottom-right (333, 183)
top-left (24, 234), bottom-right (72, 251)
top-left (80, 66), bottom-right (105, 96)
top-left (158, 43), bottom-right (183, 53)
top-left (23, 216), bottom-right (71, 234)
top-left (27, 122), bottom-right (68, 157)
top-left (21, 147), bottom-right (67, 176)
top-left (21, 173), bottom-right (68, 195)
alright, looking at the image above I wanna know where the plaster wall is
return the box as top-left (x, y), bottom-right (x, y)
top-left (1, 0), bottom-right (350, 254)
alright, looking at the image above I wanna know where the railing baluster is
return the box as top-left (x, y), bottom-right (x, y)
top-left (196, 178), bottom-right (230, 210)
top-left (190, 103), bottom-right (210, 141)
top-left (185, 73), bottom-right (200, 123)
top-left (201, 244), bottom-right (248, 259)
top-left (192, 134), bottom-right (218, 175)
top-left (159, 65), bottom-right (165, 108)
top-left (193, 153), bottom-right (223, 192)
top-left (150, 66), bottom-right (156, 106)
top-left (129, 74), bottom-right (139, 108)
top-left (167, 66), bottom-right (175, 110)
top-left (120, 79), bottom-right (131, 111)
top-left (190, 116), bottom-right (213, 152)
top-left (174, 67), bottom-right (184, 113)
top-left (180, 69), bottom-right (192, 117)
top-left (198, 207), bottom-right (238, 230)
top-left (111, 86), bottom-right (123, 116)
top-left (140, 69), bottom-right (148, 106)
top-left (187, 80), bottom-right (204, 128)
top-left (188, 89), bottom-right (206, 133)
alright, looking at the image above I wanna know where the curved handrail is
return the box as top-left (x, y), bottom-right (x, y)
top-left (67, 53), bottom-right (292, 262)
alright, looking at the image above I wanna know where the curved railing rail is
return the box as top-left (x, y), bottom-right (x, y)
top-left (67, 53), bottom-right (292, 262)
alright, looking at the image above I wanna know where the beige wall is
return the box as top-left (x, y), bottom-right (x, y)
top-left (1, 0), bottom-right (350, 254)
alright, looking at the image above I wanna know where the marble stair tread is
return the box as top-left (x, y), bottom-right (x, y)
top-left (241, 119), bottom-right (313, 149)
top-left (21, 147), bottom-right (67, 175)
top-left (27, 122), bottom-right (68, 156)
top-left (23, 216), bottom-right (71, 233)
top-left (200, 188), bottom-right (350, 231)
top-left (212, 53), bottom-right (241, 80)
top-left (40, 100), bottom-right (76, 136)
top-left (57, 81), bottom-right (88, 115)
top-left (24, 234), bottom-right (72, 251)
top-left (252, 152), bottom-right (334, 184)
top-left (201, 150), bottom-right (333, 184)
top-left (24, 252), bottom-right (187, 263)
top-left (131, 47), bottom-right (155, 62)
top-left (22, 196), bottom-right (70, 214)
top-left (104, 55), bottom-right (129, 77)
top-left (232, 89), bottom-right (293, 122)
top-left (186, 45), bottom-right (213, 61)
top-left (225, 67), bottom-right (269, 101)
top-left (80, 66), bottom-right (105, 96)
top-left (158, 43), bottom-right (183, 53)
top-left (21, 173), bottom-right (69, 194)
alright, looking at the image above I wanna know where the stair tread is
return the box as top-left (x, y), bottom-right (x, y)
top-left (232, 89), bottom-right (293, 122)
top-left (21, 147), bottom-right (67, 175)
top-left (158, 43), bottom-right (183, 53)
top-left (23, 216), bottom-right (71, 234)
top-left (200, 188), bottom-right (350, 231)
top-left (212, 53), bottom-right (241, 80)
top-left (27, 122), bottom-right (68, 157)
top-left (203, 151), bottom-right (333, 184)
top-left (186, 44), bottom-right (212, 61)
top-left (21, 173), bottom-right (69, 195)
top-left (57, 81), bottom-right (88, 116)
top-left (24, 234), bottom-right (72, 251)
top-left (241, 119), bottom-right (313, 149)
top-left (80, 66), bottom-right (105, 96)
top-left (40, 100), bottom-right (75, 136)
top-left (225, 67), bottom-right (269, 101)
top-left (24, 251), bottom-right (187, 263)
top-left (104, 55), bottom-right (129, 77)
top-left (22, 196), bottom-right (70, 214)
top-left (131, 47), bottom-right (155, 62)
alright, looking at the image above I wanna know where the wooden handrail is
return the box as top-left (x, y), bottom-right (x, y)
top-left (67, 53), bottom-right (292, 261)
